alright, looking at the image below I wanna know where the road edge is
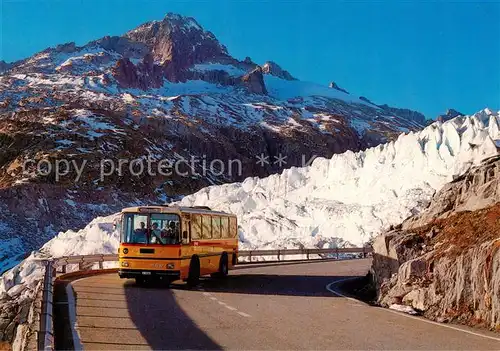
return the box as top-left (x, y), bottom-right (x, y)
top-left (66, 281), bottom-right (84, 350)
top-left (326, 278), bottom-right (500, 342)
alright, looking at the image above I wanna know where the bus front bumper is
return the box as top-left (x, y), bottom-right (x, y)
top-left (118, 269), bottom-right (181, 279)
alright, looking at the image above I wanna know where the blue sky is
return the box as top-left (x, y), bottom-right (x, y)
top-left (1, 0), bottom-right (499, 118)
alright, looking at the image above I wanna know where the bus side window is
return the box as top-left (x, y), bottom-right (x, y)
top-left (202, 215), bottom-right (212, 239)
top-left (221, 217), bottom-right (229, 238)
top-left (229, 217), bottom-right (238, 238)
top-left (192, 215), bottom-right (202, 240)
top-left (212, 216), bottom-right (221, 239)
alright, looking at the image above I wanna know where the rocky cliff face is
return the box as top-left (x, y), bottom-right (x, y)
top-left (372, 155), bottom-right (500, 329)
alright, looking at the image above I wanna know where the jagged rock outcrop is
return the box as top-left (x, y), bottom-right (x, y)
top-left (243, 56), bottom-right (255, 65)
top-left (124, 13), bottom-right (229, 79)
top-left (372, 155), bottom-right (500, 329)
top-left (112, 54), bottom-right (164, 89)
top-left (359, 96), bottom-right (375, 105)
top-left (378, 104), bottom-right (426, 125)
top-left (328, 81), bottom-right (349, 94)
top-left (0, 255), bottom-right (45, 348)
top-left (261, 61), bottom-right (296, 80)
top-left (0, 61), bottom-right (12, 74)
top-left (437, 108), bottom-right (463, 123)
top-left (241, 67), bottom-right (268, 95)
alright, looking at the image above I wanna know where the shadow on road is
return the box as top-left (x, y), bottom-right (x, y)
top-left (234, 258), bottom-right (370, 271)
top-left (173, 274), bottom-right (357, 297)
top-left (123, 279), bottom-right (222, 350)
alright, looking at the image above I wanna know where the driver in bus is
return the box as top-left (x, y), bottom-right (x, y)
top-left (133, 222), bottom-right (147, 243)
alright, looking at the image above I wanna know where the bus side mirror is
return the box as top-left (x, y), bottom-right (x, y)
top-left (182, 231), bottom-right (188, 239)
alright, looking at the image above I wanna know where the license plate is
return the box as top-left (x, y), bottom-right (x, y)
top-left (142, 271), bottom-right (151, 275)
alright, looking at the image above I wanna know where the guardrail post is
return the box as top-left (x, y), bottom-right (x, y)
top-left (38, 260), bottom-right (54, 351)
top-left (306, 249), bottom-right (310, 260)
top-left (98, 261), bottom-right (103, 269)
top-left (336, 248), bottom-right (339, 260)
top-left (277, 250), bottom-right (280, 261)
top-left (249, 251), bottom-right (252, 262)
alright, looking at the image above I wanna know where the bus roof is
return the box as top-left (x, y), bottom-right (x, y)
top-left (121, 205), bottom-right (235, 217)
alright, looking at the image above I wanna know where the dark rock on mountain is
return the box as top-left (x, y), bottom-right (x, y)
top-left (94, 36), bottom-right (149, 58)
top-left (241, 66), bottom-right (268, 95)
top-left (0, 61), bottom-right (12, 74)
top-left (55, 42), bottom-right (77, 53)
top-left (112, 55), bottom-right (164, 89)
top-left (436, 108), bottom-right (463, 123)
top-left (125, 13), bottom-right (229, 71)
top-left (243, 56), bottom-right (255, 65)
top-left (261, 61), bottom-right (296, 81)
top-left (378, 104), bottom-right (426, 125)
top-left (328, 81), bottom-right (349, 94)
top-left (359, 96), bottom-right (375, 105)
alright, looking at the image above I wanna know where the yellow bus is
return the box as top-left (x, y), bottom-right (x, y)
top-left (118, 205), bottom-right (238, 286)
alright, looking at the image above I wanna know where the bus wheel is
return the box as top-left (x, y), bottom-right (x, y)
top-left (212, 253), bottom-right (229, 278)
top-left (187, 256), bottom-right (200, 287)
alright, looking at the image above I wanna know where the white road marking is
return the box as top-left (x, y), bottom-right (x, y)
top-left (326, 278), bottom-right (500, 342)
top-left (203, 292), bottom-right (251, 317)
top-left (237, 311), bottom-right (251, 318)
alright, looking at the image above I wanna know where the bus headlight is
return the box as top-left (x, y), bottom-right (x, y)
top-left (121, 261), bottom-right (129, 267)
top-left (167, 263), bottom-right (175, 269)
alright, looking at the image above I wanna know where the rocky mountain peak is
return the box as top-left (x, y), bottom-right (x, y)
top-left (328, 81), bottom-right (349, 94)
top-left (242, 66), bottom-right (268, 95)
top-left (437, 108), bottom-right (463, 122)
top-left (261, 61), bottom-right (296, 80)
top-left (124, 12), bottom-right (229, 67)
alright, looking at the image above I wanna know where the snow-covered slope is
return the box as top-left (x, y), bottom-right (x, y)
top-left (40, 214), bottom-right (120, 258)
top-left (177, 109), bottom-right (500, 248)
top-left (30, 108), bottom-right (500, 256)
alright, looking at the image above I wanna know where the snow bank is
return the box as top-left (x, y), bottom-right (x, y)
top-left (389, 304), bottom-right (418, 315)
top-left (39, 109), bottom-right (498, 252)
top-left (0, 253), bottom-right (45, 299)
top-left (177, 109), bottom-right (500, 249)
top-left (40, 214), bottom-right (120, 258)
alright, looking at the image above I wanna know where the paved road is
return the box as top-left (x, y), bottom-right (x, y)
top-left (60, 259), bottom-right (500, 350)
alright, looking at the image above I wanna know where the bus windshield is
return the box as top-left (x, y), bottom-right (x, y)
top-left (121, 213), bottom-right (181, 245)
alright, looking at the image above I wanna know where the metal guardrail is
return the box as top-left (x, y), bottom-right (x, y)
top-left (238, 247), bottom-right (372, 261)
top-left (37, 261), bottom-right (55, 351)
top-left (37, 247), bottom-right (371, 350)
